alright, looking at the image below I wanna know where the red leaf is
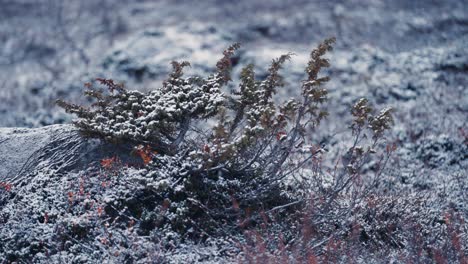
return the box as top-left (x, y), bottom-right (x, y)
top-left (67, 192), bottom-right (74, 203)
top-left (0, 182), bottom-right (12, 192)
top-left (276, 132), bottom-right (287, 141)
top-left (135, 145), bottom-right (155, 165)
top-left (97, 206), bottom-right (104, 217)
top-left (101, 157), bottom-right (116, 169)
top-left (44, 212), bottom-right (49, 224)
top-left (203, 144), bottom-right (211, 153)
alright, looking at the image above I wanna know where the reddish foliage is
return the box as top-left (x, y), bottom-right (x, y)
top-left (162, 199), bottom-right (171, 212)
top-left (100, 237), bottom-right (108, 245)
top-left (128, 219), bottom-right (135, 229)
top-left (231, 196), bottom-right (240, 211)
top-left (97, 206), bottom-right (104, 217)
top-left (0, 182), bottom-right (12, 192)
top-left (434, 249), bottom-right (448, 264)
top-left (44, 212), bottom-right (49, 224)
top-left (96, 78), bottom-right (125, 93)
top-left (203, 144), bottom-right (211, 153)
top-left (67, 191), bottom-right (74, 203)
top-left (307, 253), bottom-right (319, 264)
top-left (276, 131), bottom-right (287, 141)
top-left (101, 156), bottom-right (117, 169)
top-left (135, 145), bottom-right (155, 165)
top-left (79, 178), bottom-right (85, 196)
top-left (386, 142), bottom-right (397, 153)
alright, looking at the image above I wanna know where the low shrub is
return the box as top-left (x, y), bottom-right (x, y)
top-left (57, 38), bottom-right (366, 237)
top-left (51, 38), bottom-right (468, 263)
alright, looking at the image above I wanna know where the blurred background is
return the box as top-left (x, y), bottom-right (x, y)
top-left (0, 0), bottom-right (466, 138)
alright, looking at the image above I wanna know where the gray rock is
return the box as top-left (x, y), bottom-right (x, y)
top-left (0, 125), bottom-right (63, 181)
top-left (0, 125), bottom-right (143, 183)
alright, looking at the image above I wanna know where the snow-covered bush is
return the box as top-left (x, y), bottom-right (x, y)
top-left (57, 39), bottom-right (350, 236)
top-left (59, 38), bottom-right (466, 263)
top-left (56, 37), bottom-right (398, 236)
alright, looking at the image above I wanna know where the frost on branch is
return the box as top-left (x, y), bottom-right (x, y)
top-left (55, 39), bottom-right (344, 234)
top-left (57, 44), bottom-right (241, 154)
top-left (56, 39), bottom-right (398, 245)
